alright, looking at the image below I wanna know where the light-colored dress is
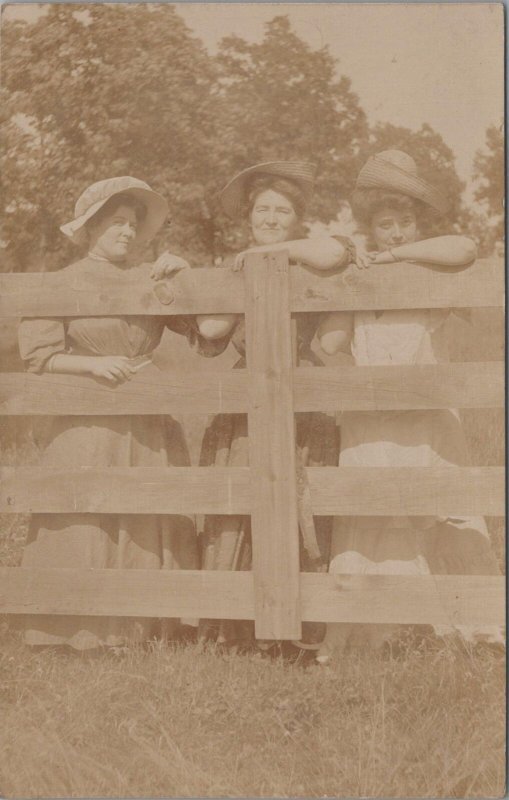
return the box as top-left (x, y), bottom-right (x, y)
top-left (18, 256), bottom-right (198, 650)
top-left (324, 308), bottom-right (501, 650)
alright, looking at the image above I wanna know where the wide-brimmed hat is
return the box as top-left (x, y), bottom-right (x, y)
top-left (220, 161), bottom-right (316, 219)
top-left (60, 176), bottom-right (169, 245)
top-left (355, 150), bottom-right (449, 215)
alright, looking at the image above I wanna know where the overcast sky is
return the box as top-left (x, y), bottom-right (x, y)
top-left (3, 2), bottom-right (504, 199)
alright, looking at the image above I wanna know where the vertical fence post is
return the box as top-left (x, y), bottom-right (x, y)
top-left (244, 251), bottom-right (301, 640)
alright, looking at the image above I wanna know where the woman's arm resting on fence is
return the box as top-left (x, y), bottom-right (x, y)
top-left (317, 312), bottom-right (354, 355)
top-left (47, 354), bottom-right (137, 383)
top-left (234, 237), bottom-right (352, 272)
top-left (374, 236), bottom-right (477, 270)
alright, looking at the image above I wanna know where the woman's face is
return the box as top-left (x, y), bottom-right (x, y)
top-left (88, 204), bottom-right (139, 261)
top-left (249, 189), bottom-right (298, 246)
top-left (370, 206), bottom-right (418, 251)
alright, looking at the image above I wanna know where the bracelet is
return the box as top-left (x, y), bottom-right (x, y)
top-left (46, 355), bottom-right (57, 373)
top-left (388, 248), bottom-right (401, 262)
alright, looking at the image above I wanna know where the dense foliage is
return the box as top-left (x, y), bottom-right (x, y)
top-left (1, 5), bottom-right (502, 270)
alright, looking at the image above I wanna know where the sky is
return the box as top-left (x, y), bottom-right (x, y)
top-left (3, 2), bottom-right (504, 200)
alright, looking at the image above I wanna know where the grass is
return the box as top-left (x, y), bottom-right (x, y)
top-left (0, 626), bottom-right (505, 798)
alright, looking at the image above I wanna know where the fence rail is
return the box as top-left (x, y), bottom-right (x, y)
top-left (0, 253), bottom-right (505, 639)
top-left (0, 569), bottom-right (503, 627)
top-left (0, 466), bottom-right (504, 516)
top-left (0, 362), bottom-right (504, 414)
top-left (0, 258), bottom-right (503, 317)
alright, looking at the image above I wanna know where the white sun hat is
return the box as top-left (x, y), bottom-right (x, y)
top-left (60, 176), bottom-right (169, 245)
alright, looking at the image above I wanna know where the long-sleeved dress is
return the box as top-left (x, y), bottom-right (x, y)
top-left (323, 307), bottom-right (501, 650)
top-left (193, 286), bottom-right (340, 645)
top-left (18, 256), bottom-right (198, 650)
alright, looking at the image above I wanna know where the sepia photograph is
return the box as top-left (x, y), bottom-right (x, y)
top-left (0, 2), bottom-right (505, 798)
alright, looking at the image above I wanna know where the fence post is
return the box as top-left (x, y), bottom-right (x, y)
top-left (244, 251), bottom-right (301, 640)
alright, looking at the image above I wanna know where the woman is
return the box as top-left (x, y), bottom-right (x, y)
top-left (18, 176), bottom-right (198, 651)
top-left (194, 161), bottom-right (354, 649)
top-left (317, 150), bottom-right (501, 659)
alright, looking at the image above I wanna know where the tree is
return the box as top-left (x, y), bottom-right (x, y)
top-left (213, 16), bottom-right (369, 252)
top-left (1, 5), bottom-right (221, 270)
top-left (471, 122), bottom-right (504, 249)
top-left (362, 122), bottom-right (465, 235)
top-left (2, 9), bottom-right (371, 270)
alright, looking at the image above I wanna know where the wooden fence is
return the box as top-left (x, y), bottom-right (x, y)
top-left (0, 253), bottom-right (505, 640)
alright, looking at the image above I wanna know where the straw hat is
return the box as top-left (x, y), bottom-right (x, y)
top-left (356, 150), bottom-right (449, 215)
top-left (220, 161), bottom-right (316, 219)
top-left (60, 176), bottom-right (169, 245)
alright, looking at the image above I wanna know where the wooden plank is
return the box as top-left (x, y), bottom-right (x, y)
top-left (0, 463), bottom-right (504, 518)
top-left (0, 466), bottom-right (503, 516)
top-left (307, 466), bottom-right (505, 516)
top-left (1, 258), bottom-right (503, 318)
top-left (295, 362), bottom-right (505, 411)
top-left (0, 266), bottom-right (245, 317)
top-left (0, 568), bottom-right (503, 627)
top-left (300, 573), bottom-right (505, 626)
top-left (290, 258), bottom-right (504, 312)
top-left (0, 568), bottom-right (255, 619)
top-left (0, 466), bottom-right (251, 514)
top-left (0, 370), bottom-right (247, 415)
top-left (0, 362), bottom-right (503, 415)
top-left (244, 251), bottom-right (301, 640)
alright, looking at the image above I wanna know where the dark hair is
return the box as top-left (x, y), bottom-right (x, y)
top-left (350, 188), bottom-right (428, 230)
top-left (86, 193), bottom-right (147, 232)
top-left (242, 176), bottom-right (307, 220)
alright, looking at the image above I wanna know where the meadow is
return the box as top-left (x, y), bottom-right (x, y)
top-left (0, 627), bottom-right (505, 798)
top-left (0, 305), bottom-right (505, 798)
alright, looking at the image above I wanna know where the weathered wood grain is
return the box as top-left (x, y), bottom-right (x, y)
top-left (0, 568), bottom-right (503, 627)
top-left (0, 266), bottom-right (245, 317)
top-left (293, 362), bottom-right (505, 411)
top-left (0, 466), bottom-right (251, 514)
top-left (0, 466), bottom-right (503, 515)
top-left (245, 252), bottom-right (302, 640)
top-left (0, 568), bottom-right (255, 619)
top-left (290, 257), bottom-right (504, 312)
top-left (1, 258), bottom-right (502, 317)
top-left (1, 362), bottom-right (503, 415)
top-left (307, 466), bottom-right (505, 516)
top-left (0, 369), bottom-right (248, 415)
top-left (300, 573), bottom-right (505, 626)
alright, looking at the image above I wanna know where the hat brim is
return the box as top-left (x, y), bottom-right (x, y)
top-left (60, 186), bottom-right (168, 246)
top-left (220, 161), bottom-right (316, 220)
top-left (356, 158), bottom-right (449, 215)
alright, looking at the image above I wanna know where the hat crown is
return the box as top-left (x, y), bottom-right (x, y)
top-left (375, 150), bottom-right (418, 176)
top-left (75, 176), bottom-right (151, 217)
top-left (220, 160), bottom-right (316, 219)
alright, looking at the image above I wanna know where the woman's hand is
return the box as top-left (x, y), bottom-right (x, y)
top-left (89, 356), bottom-right (137, 384)
top-left (353, 250), bottom-right (397, 270)
top-left (354, 251), bottom-right (375, 270)
top-left (150, 252), bottom-right (190, 280)
top-left (368, 250), bottom-right (399, 265)
top-left (232, 247), bottom-right (263, 272)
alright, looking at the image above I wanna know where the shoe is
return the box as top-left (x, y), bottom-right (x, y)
top-left (315, 642), bottom-right (333, 665)
top-left (291, 639), bottom-right (321, 651)
top-left (256, 639), bottom-right (276, 652)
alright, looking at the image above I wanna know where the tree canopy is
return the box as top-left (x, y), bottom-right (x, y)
top-left (2, 4), bottom-right (219, 268)
top-left (473, 124), bottom-right (504, 233)
top-left (1, 5), bottom-right (490, 270)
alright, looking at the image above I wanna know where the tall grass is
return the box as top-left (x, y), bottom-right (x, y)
top-left (0, 628), bottom-right (505, 798)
